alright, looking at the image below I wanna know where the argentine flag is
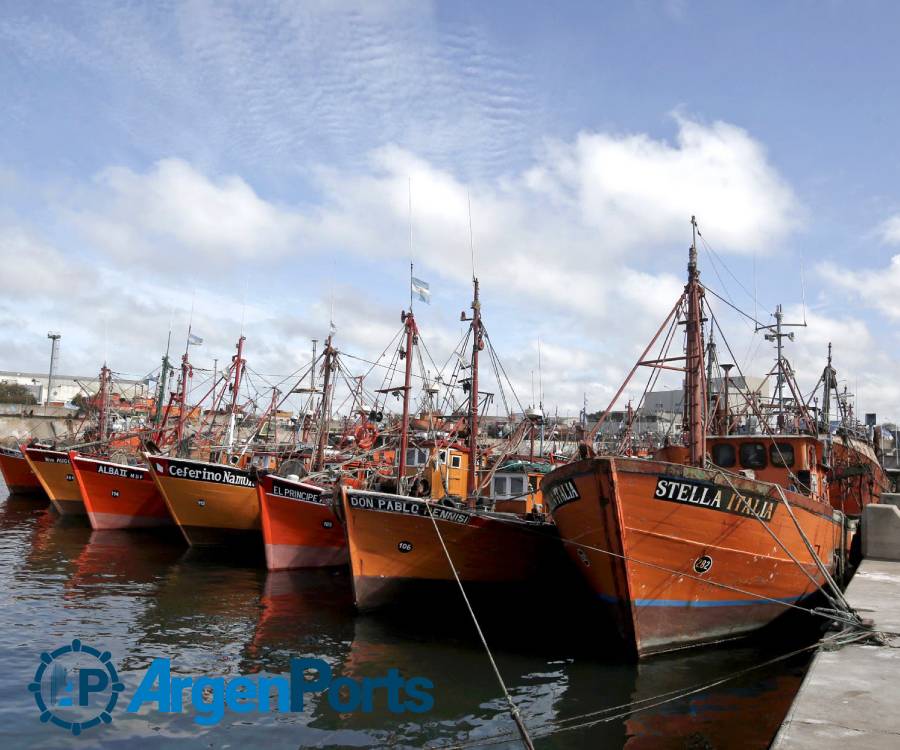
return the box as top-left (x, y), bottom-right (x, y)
top-left (411, 277), bottom-right (431, 304)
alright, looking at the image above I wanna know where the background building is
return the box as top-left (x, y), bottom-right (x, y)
top-left (0, 370), bottom-right (150, 406)
top-left (643, 375), bottom-right (769, 418)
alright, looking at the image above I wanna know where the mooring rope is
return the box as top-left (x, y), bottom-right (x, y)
top-left (457, 505), bottom-right (872, 633)
top-left (423, 502), bottom-right (536, 750)
top-left (772, 483), bottom-right (855, 613)
top-left (427, 627), bottom-right (877, 750)
top-left (707, 467), bottom-right (851, 616)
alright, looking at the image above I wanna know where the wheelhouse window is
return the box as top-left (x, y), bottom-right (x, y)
top-left (405, 448), bottom-right (429, 466)
top-left (493, 474), bottom-right (527, 498)
top-left (770, 443), bottom-right (795, 468)
top-left (739, 442), bottom-right (767, 469)
top-left (711, 443), bottom-right (736, 468)
top-left (450, 454), bottom-right (462, 469)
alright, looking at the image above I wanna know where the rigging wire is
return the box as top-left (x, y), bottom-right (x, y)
top-left (698, 233), bottom-right (764, 310)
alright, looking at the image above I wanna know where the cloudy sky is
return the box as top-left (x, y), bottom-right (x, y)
top-left (2, 1), bottom-right (899, 422)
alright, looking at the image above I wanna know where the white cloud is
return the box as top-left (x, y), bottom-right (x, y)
top-left (1, 114), bottom-right (808, 416)
top-left (877, 214), bottom-right (900, 245)
top-left (72, 159), bottom-right (303, 263)
top-left (0, 1), bottom-right (537, 176)
top-left (527, 115), bottom-right (800, 253)
top-left (818, 254), bottom-right (900, 321)
top-left (776, 305), bottom-right (900, 422)
top-left (0, 227), bottom-right (85, 297)
top-left (296, 115), bottom-right (797, 313)
top-left (60, 114), bottom-right (796, 323)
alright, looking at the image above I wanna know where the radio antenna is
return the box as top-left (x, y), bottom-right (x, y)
top-left (467, 190), bottom-right (476, 281)
top-left (799, 250), bottom-right (808, 325)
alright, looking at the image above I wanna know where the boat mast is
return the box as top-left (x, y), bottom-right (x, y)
top-left (822, 342), bottom-right (834, 430)
top-left (773, 305), bottom-right (787, 426)
top-left (397, 308), bottom-right (417, 490)
top-left (706, 328), bottom-right (716, 418)
top-left (269, 388), bottom-right (279, 451)
top-left (313, 335), bottom-right (335, 472)
top-left (820, 342), bottom-right (836, 464)
top-left (685, 216), bottom-right (707, 467)
top-left (225, 335), bottom-right (246, 450)
top-left (758, 303), bottom-right (802, 432)
top-left (97, 363), bottom-right (111, 451)
top-left (154, 328), bottom-right (173, 427)
top-left (175, 350), bottom-right (191, 452)
top-left (464, 277), bottom-right (483, 501)
top-left (721, 363), bottom-right (734, 435)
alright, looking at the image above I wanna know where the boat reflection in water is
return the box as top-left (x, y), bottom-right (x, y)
top-left (244, 568), bottom-right (355, 670)
top-left (0, 484), bottom-right (816, 749)
top-left (620, 645), bottom-right (808, 750)
top-left (65, 528), bottom-right (185, 597)
top-left (0, 492), bottom-right (52, 532)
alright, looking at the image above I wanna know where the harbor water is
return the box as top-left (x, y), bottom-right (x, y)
top-left (0, 480), bottom-right (818, 749)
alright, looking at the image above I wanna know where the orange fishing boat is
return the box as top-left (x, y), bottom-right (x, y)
top-left (143, 333), bottom-right (264, 547)
top-left (146, 454), bottom-right (259, 547)
top-left (830, 432), bottom-right (888, 516)
top-left (21, 445), bottom-right (86, 515)
top-left (341, 282), bottom-right (569, 610)
top-left (812, 345), bottom-right (889, 517)
top-left (543, 219), bottom-right (844, 656)
top-left (69, 452), bottom-right (172, 530)
top-left (257, 474), bottom-right (346, 569)
top-left (255, 330), bottom-right (420, 572)
top-left (829, 433), bottom-right (890, 517)
top-left (543, 443), bottom-right (841, 656)
top-left (0, 445), bottom-right (46, 497)
top-left (341, 487), bottom-right (562, 610)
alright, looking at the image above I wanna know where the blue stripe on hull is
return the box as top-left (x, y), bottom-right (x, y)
top-left (598, 593), bottom-right (804, 607)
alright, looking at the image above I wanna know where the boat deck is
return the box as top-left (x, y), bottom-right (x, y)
top-left (772, 559), bottom-right (900, 749)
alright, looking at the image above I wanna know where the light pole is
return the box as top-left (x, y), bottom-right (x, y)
top-left (46, 332), bottom-right (61, 414)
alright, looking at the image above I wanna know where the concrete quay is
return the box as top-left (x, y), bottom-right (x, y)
top-left (772, 557), bottom-right (900, 749)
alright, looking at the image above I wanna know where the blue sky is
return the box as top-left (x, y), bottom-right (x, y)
top-left (2, 1), bottom-right (899, 421)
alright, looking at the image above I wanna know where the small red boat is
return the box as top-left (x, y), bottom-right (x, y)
top-left (257, 473), bottom-right (346, 569)
top-left (69, 452), bottom-right (173, 530)
top-left (0, 445), bottom-right (46, 497)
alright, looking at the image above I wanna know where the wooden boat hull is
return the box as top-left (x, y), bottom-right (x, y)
top-left (257, 474), bottom-right (347, 570)
top-left (22, 446), bottom-right (86, 515)
top-left (543, 457), bottom-right (843, 656)
top-left (146, 454), bottom-right (259, 547)
top-left (69, 452), bottom-right (172, 530)
top-left (0, 446), bottom-right (45, 497)
top-left (341, 488), bottom-right (563, 610)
